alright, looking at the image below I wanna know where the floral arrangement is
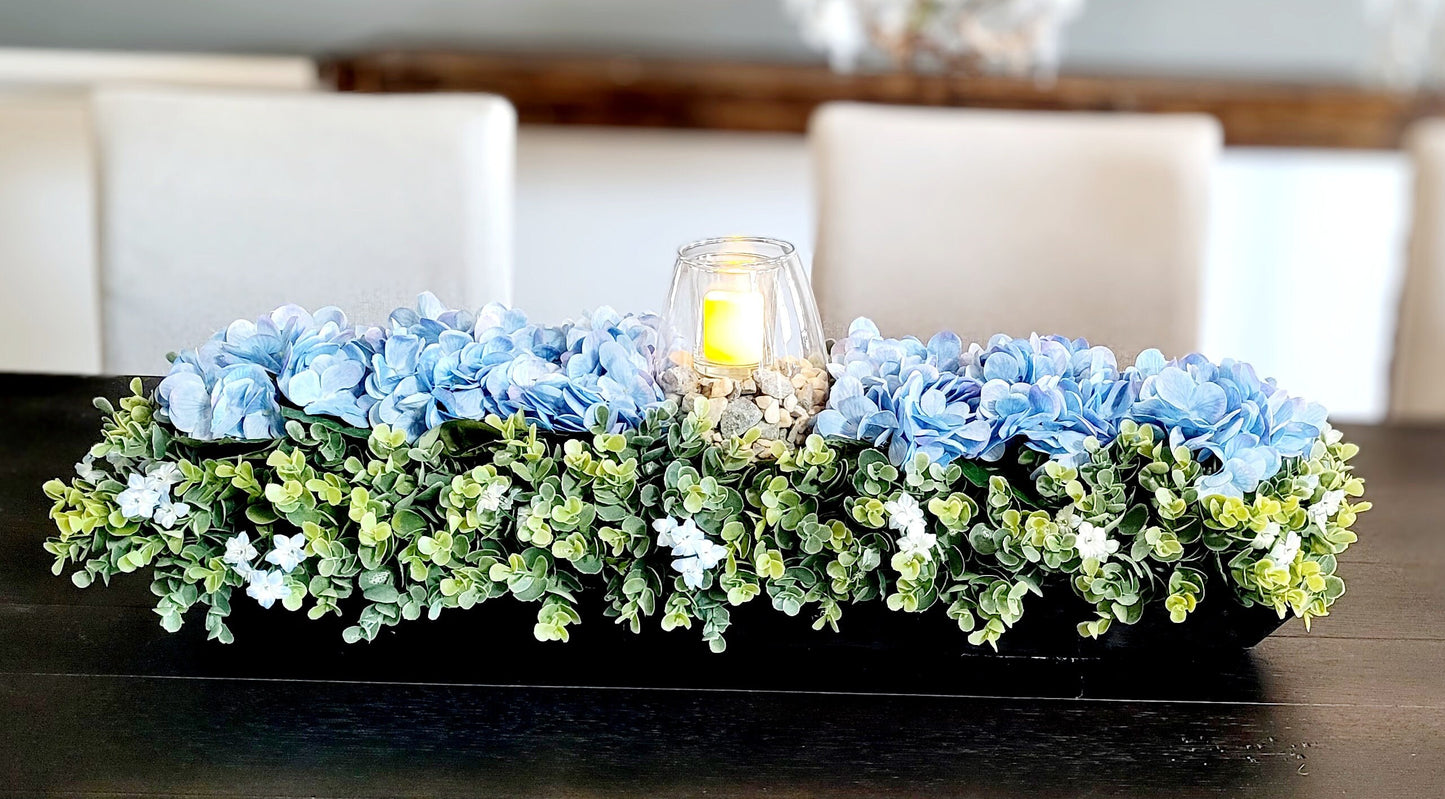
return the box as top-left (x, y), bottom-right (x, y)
top-left (785, 0), bottom-right (1086, 78)
top-left (44, 295), bottom-right (1368, 651)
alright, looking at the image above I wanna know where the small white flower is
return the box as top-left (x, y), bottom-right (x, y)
top-left (656, 516), bottom-right (706, 554)
top-left (74, 456), bottom-right (105, 483)
top-left (652, 516), bottom-right (679, 548)
top-left (672, 541), bottom-right (728, 589)
top-left (1268, 530), bottom-right (1302, 567)
top-left (1251, 521), bottom-right (1281, 550)
top-left (476, 482), bottom-right (508, 512)
top-left (884, 493), bottom-right (927, 535)
top-left (672, 556), bottom-right (708, 589)
top-left (1308, 490), bottom-right (1347, 531)
top-left (659, 517), bottom-right (727, 589)
top-left (1074, 521), bottom-right (1120, 563)
top-left (264, 533), bottom-right (308, 573)
top-left (245, 569), bottom-right (291, 609)
top-left (223, 532), bottom-right (258, 566)
top-left (896, 528), bottom-right (938, 562)
top-left (144, 462), bottom-right (184, 491)
top-left (116, 473), bottom-right (163, 520)
top-left (669, 520), bottom-right (708, 557)
top-left (692, 538), bottom-right (727, 571)
top-left (152, 498), bottom-right (191, 529)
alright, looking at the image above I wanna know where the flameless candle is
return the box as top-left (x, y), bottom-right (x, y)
top-left (701, 287), bottom-right (765, 368)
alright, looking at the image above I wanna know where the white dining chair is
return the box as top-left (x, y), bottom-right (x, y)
top-left (0, 95), bottom-right (102, 373)
top-left (93, 88), bottom-right (516, 375)
top-left (0, 47), bottom-right (317, 91)
top-left (0, 48), bottom-right (318, 374)
top-left (1393, 120), bottom-right (1445, 421)
top-left (809, 102), bottom-right (1220, 359)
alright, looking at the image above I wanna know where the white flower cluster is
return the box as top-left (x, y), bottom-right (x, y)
top-left (114, 463), bottom-right (191, 530)
top-left (653, 517), bottom-right (727, 589)
top-left (222, 532), bottom-right (309, 608)
top-left (1250, 520), bottom-right (1302, 567)
top-left (1308, 489), bottom-right (1347, 532)
top-left (884, 493), bottom-right (937, 562)
top-left (476, 481), bottom-right (508, 512)
top-left (1072, 519), bottom-right (1119, 563)
top-left (1247, 488), bottom-right (1344, 570)
top-left (784, 0), bottom-right (1086, 77)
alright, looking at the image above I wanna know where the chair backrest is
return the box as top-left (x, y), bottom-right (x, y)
top-left (1394, 119), bottom-right (1445, 421)
top-left (0, 94), bottom-right (101, 373)
top-left (0, 49), bottom-right (315, 374)
top-left (94, 88), bottom-right (516, 375)
top-left (0, 47), bottom-right (316, 91)
top-left (810, 102), bottom-right (1220, 359)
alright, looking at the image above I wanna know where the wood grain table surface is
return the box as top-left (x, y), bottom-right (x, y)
top-left (1, 375), bottom-right (1440, 798)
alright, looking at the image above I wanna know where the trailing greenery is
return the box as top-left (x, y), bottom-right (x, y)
top-left (44, 380), bottom-right (1368, 651)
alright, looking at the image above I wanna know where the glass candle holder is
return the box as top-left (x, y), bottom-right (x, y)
top-left (657, 237), bottom-right (829, 448)
top-left (659, 236), bottom-right (826, 377)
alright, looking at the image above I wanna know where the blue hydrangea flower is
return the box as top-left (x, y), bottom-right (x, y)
top-left (1265, 389), bottom-right (1329, 459)
top-left (967, 333), bottom-right (1077, 384)
top-left (276, 309), bottom-right (374, 427)
top-left (1196, 432), bottom-right (1281, 499)
top-left (887, 373), bottom-right (990, 466)
top-left (814, 376), bottom-right (899, 446)
top-left (1131, 363), bottom-right (1233, 447)
top-left (215, 305), bottom-right (348, 374)
top-left (159, 360), bottom-right (282, 441)
top-left (826, 317), bottom-right (960, 393)
top-left (284, 347), bottom-right (372, 427)
top-left (817, 319), bottom-right (1331, 498)
top-left (359, 297), bottom-right (666, 440)
top-left (1129, 355), bottom-right (1328, 497)
top-left (363, 294), bottom-right (476, 439)
top-left (159, 305), bottom-right (349, 440)
top-left (975, 378), bottom-right (1087, 462)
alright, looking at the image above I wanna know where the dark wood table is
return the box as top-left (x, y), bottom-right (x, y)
top-left (1, 375), bottom-right (1441, 798)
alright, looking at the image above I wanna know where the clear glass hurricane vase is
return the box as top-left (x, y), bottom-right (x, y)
top-left (657, 237), bottom-right (826, 379)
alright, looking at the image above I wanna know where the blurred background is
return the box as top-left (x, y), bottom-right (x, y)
top-left (4, 0), bottom-right (1445, 422)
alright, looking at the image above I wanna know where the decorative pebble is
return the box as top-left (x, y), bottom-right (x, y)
top-left (662, 350), bottom-right (830, 453)
top-left (660, 366), bottom-right (698, 397)
top-left (719, 398), bottom-right (764, 438)
top-left (706, 397), bottom-right (728, 423)
top-left (754, 368), bottom-right (793, 399)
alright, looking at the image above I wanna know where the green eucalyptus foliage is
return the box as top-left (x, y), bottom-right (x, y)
top-left (43, 383), bottom-right (1370, 651)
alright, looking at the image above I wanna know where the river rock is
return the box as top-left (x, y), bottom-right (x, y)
top-left (754, 368), bottom-right (793, 399)
top-left (719, 398), bottom-right (764, 438)
top-left (659, 366), bottom-right (698, 397)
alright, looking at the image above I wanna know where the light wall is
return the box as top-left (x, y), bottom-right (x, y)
top-left (514, 126), bottom-right (813, 322)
